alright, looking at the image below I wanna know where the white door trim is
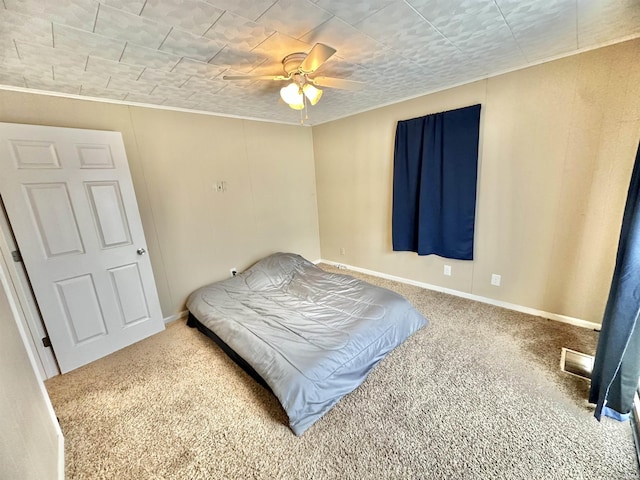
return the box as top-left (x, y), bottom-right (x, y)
top-left (0, 252), bottom-right (64, 478)
top-left (0, 209), bottom-right (59, 379)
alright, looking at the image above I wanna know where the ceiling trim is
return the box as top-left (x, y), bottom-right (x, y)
top-left (0, 84), bottom-right (308, 126)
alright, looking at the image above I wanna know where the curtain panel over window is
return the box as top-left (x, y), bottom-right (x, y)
top-left (590, 139), bottom-right (640, 422)
top-left (392, 104), bottom-right (481, 260)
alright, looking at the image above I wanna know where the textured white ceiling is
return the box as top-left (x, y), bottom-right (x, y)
top-left (1, 0), bottom-right (639, 125)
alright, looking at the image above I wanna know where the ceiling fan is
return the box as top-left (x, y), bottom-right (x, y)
top-left (222, 43), bottom-right (364, 111)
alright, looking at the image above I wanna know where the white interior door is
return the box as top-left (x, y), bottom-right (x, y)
top-left (0, 123), bottom-right (164, 373)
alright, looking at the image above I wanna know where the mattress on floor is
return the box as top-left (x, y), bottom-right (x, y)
top-left (186, 252), bottom-right (427, 435)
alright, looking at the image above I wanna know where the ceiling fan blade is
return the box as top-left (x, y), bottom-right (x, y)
top-left (223, 74), bottom-right (288, 81)
top-left (311, 76), bottom-right (365, 90)
top-left (299, 43), bottom-right (337, 74)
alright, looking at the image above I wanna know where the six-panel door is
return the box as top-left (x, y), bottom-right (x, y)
top-left (0, 123), bottom-right (164, 373)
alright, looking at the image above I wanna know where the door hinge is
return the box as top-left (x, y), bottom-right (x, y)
top-left (42, 336), bottom-right (52, 348)
top-left (11, 249), bottom-right (22, 262)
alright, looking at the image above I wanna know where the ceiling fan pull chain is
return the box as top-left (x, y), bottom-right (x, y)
top-left (304, 94), bottom-right (309, 121)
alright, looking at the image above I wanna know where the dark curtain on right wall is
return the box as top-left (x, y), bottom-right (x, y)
top-left (392, 104), bottom-right (481, 260)
top-left (590, 140), bottom-right (640, 421)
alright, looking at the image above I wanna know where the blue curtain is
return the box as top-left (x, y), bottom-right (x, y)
top-left (590, 140), bottom-right (640, 421)
top-left (392, 104), bottom-right (481, 260)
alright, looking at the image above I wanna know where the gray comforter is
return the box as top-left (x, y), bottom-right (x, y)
top-left (186, 252), bottom-right (427, 435)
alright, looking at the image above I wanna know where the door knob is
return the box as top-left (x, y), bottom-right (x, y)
top-left (137, 248), bottom-right (146, 255)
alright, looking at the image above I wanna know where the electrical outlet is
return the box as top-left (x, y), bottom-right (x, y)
top-left (491, 274), bottom-right (501, 286)
top-left (340, 247), bottom-right (346, 256)
top-left (230, 268), bottom-right (237, 277)
top-left (443, 265), bottom-right (452, 276)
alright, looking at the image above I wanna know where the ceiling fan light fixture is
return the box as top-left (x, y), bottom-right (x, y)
top-left (280, 82), bottom-right (304, 109)
top-left (302, 83), bottom-right (323, 105)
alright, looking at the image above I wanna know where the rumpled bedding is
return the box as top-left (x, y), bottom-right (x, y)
top-left (187, 252), bottom-right (427, 435)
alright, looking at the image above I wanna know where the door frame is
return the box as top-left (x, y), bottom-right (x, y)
top-left (0, 197), bottom-right (59, 379)
top-left (0, 247), bottom-right (65, 479)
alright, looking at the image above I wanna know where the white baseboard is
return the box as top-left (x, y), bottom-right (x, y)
top-left (57, 432), bottom-right (65, 480)
top-left (164, 310), bottom-right (188, 324)
top-left (320, 259), bottom-right (600, 331)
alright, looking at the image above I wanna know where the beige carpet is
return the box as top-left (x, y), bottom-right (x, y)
top-left (46, 265), bottom-right (639, 479)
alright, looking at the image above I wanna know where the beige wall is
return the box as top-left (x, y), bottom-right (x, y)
top-left (0, 261), bottom-right (60, 480)
top-left (0, 93), bottom-right (321, 317)
top-left (313, 38), bottom-right (640, 325)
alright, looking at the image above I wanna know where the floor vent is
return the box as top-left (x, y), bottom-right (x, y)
top-left (560, 348), bottom-right (594, 380)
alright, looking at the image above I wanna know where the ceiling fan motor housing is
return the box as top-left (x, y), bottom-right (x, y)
top-left (282, 53), bottom-right (308, 75)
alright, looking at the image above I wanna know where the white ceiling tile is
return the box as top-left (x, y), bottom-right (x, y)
top-left (355, 1), bottom-right (448, 57)
top-left (86, 56), bottom-right (144, 81)
top-left (209, 46), bottom-right (268, 73)
top-left (151, 84), bottom-right (196, 99)
top-left (101, 0), bottom-right (146, 15)
top-left (312, 57), bottom-right (371, 83)
top-left (138, 67), bottom-right (192, 88)
top-left (25, 76), bottom-right (81, 94)
top-left (355, 48), bottom-right (421, 76)
top-left (180, 75), bottom-right (227, 93)
top-left (124, 91), bottom-right (170, 105)
top-left (80, 85), bottom-right (128, 100)
top-left (300, 16), bottom-right (388, 66)
top-left (201, 0), bottom-right (276, 23)
top-left (251, 32), bottom-right (312, 65)
top-left (159, 28), bottom-right (225, 62)
top-left (502, 0), bottom-right (577, 62)
top-left (170, 57), bottom-right (227, 78)
top-left (161, 96), bottom-right (201, 110)
top-left (140, 0), bottom-right (224, 36)
top-left (4, 0), bottom-right (99, 30)
top-left (0, 10), bottom-right (53, 46)
top-left (0, 39), bottom-right (21, 61)
top-left (120, 44), bottom-right (182, 70)
top-left (2, 57), bottom-right (54, 79)
top-left (203, 11), bottom-right (275, 50)
top-left (407, 0), bottom-right (507, 44)
top-left (216, 66), bottom-right (262, 78)
top-left (107, 76), bottom-right (156, 95)
top-left (517, 32), bottom-right (576, 62)
top-left (448, 22), bottom-right (522, 59)
top-left (313, 0), bottom-right (394, 25)
top-left (0, 72), bottom-right (28, 88)
top-left (53, 23), bottom-right (125, 62)
top-left (53, 65), bottom-right (110, 88)
top-left (197, 90), bottom-right (236, 109)
top-left (94, 4), bottom-right (172, 50)
top-left (578, 0), bottom-right (640, 48)
top-left (404, 34), bottom-right (463, 67)
top-left (257, 0), bottom-right (333, 39)
top-left (16, 41), bottom-right (88, 69)
top-left (218, 78), bottom-right (265, 94)
top-left (496, 0), bottom-right (571, 18)
top-left (501, 0), bottom-right (576, 31)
